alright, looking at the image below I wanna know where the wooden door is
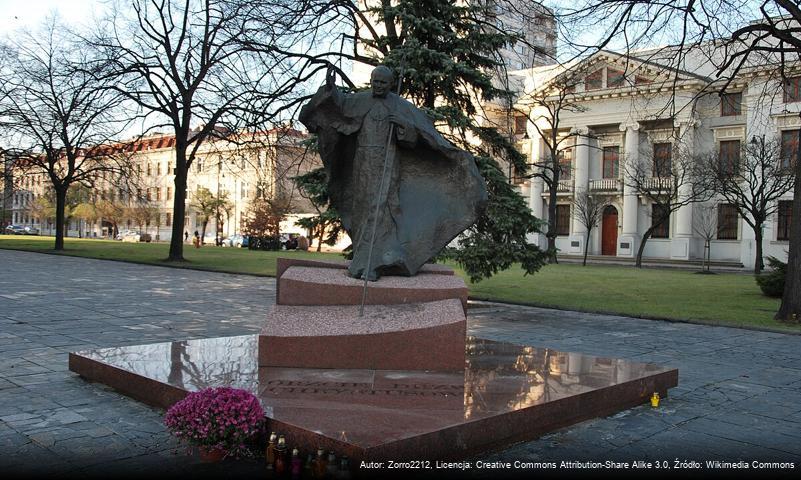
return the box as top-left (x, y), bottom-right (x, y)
top-left (602, 206), bottom-right (618, 256)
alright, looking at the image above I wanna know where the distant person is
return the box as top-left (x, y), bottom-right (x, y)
top-left (184, 231), bottom-right (189, 242)
top-left (297, 235), bottom-right (309, 251)
top-left (193, 230), bottom-right (200, 249)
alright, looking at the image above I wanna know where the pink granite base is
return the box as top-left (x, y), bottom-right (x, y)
top-left (261, 259), bottom-right (471, 371)
top-left (277, 266), bottom-right (468, 310)
top-left (258, 300), bottom-right (466, 370)
top-left (68, 335), bottom-right (679, 463)
top-left (275, 257), bottom-right (454, 301)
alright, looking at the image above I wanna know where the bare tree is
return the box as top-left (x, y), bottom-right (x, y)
top-left (571, 189), bottom-right (606, 266)
top-left (624, 146), bottom-right (714, 267)
top-left (91, 0), bottom-right (313, 261)
top-left (704, 135), bottom-right (795, 273)
top-left (0, 18), bottom-right (133, 250)
top-left (518, 70), bottom-right (586, 260)
top-left (692, 203), bottom-right (718, 273)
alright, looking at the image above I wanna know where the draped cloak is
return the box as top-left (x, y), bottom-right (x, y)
top-left (299, 85), bottom-right (487, 280)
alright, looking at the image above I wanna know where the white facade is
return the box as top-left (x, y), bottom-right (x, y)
top-left (516, 49), bottom-right (797, 269)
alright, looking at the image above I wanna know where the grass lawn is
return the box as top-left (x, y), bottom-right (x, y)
top-left (1, 235), bottom-right (795, 332)
top-left (0, 235), bottom-right (341, 276)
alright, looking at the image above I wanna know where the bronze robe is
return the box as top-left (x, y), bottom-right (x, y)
top-left (299, 86), bottom-right (487, 280)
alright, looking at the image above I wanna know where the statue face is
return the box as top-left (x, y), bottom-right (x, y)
top-left (370, 72), bottom-right (392, 98)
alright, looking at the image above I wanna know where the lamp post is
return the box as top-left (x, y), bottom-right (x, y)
top-left (216, 160), bottom-right (222, 246)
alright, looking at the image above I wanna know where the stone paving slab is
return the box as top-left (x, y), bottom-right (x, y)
top-left (0, 249), bottom-right (799, 478)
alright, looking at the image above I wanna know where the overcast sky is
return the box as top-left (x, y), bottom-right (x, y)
top-left (0, 0), bottom-right (105, 36)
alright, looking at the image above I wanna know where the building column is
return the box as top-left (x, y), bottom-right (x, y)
top-left (527, 128), bottom-right (545, 248)
top-left (618, 121), bottom-right (640, 257)
top-left (569, 127), bottom-right (590, 254)
top-left (671, 121), bottom-right (697, 260)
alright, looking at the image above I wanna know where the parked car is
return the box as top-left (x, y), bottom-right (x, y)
top-left (221, 234), bottom-right (249, 248)
top-left (117, 230), bottom-right (137, 241)
top-left (5, 225), bottom-right (26, 235)
top-left (120, 231), bottom-right (152, 243)
top-left (202, 232), bottom-right (219, 245)
top-left (22, 226), bottom-right (39, 235)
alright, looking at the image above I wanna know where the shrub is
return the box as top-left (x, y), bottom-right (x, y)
top-left (755, 256), bottom-right (786, 298)
top-left (164, 387), bottom-right (264, 458)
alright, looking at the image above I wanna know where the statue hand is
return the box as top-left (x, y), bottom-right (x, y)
top-left (387, 113), bottom-right (407, 129)
top-left (325, 67), bottom-right (337, 90)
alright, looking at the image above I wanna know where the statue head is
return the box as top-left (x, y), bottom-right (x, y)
top-left (370, 66), bottom-right (394, 98)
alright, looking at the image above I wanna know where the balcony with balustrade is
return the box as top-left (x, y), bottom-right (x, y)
top-left (589, 178), bottom-right (622, 192)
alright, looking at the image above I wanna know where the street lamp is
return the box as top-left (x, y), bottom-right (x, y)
top-left (216, 160), bottom-right (222, 246)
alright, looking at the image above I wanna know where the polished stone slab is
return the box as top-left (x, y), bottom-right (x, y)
top-left (69, 335), bottom-right (677, 462)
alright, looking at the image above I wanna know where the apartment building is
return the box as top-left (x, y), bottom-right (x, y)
top-left (4, 128), bottom-right (319, 241)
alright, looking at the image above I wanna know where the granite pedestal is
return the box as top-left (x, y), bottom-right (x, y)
top-left (69, 335), bottom-right (678, 462)
top-left (67, 257), bottom-right (678, 463)
top-left (259, 258), bottom-right (469, 371)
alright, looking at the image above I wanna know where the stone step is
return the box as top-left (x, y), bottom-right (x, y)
top-left (258, 299), bottom-right (466, 370)
top-left (277, 265), bottom-right (468, 310)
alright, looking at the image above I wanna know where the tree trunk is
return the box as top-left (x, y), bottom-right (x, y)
top-left (54, 187), bottom-right (67, 251)
top-left (546, 182), bottom-right (558, 263)
top-left (168, 147), bottom-right (189, 261)
top-left (583, 229), bottom-right (590, 266)
top-left (201, 219), bottom-right (208, 247)
top-left (753, 226), bottom-right (764, 274)
top-left (775, 156), bottom-right (801, 322)
top-left (635, 228), bottom-right (655, 268)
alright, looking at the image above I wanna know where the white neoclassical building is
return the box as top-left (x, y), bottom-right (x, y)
top-left (512, 47), bottom-right (797, 268)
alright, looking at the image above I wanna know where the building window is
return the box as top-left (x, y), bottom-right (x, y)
top-left (147, 163), bottom-right (152, 176)
top-left (165, 213), bottom-right (172, 227)
top-left (781, 130), bottom-right (799, 169)
top-left (651, 204), bottom-right (670, 238)
top-left (585, 69), bottom-right (602, 91)
top-left (607, 68), bottom-right (625, 88)
top-left (653, 142), bottom-right (672, 177)
top-left (717, 204), bottom-right (738, 240)
top-left (784, 77), bottom-right (801, 103)
top-left (558, 148), bottom-right (573, 180)
top-left (156, 163), bottom-right (162, 176)
top-left (514, 115), bottom-right (527, 135)
top-left (778, 200), bottom-right (793, 241)
top-left (167, 187), bottom-right (173, 200)
top-left (602, 146), bottom-right (619, 179)
top-left (556, 204), bottom-right (570, 236)
top-left (718, 140), bottom-right (741, 176)
top-left (156, 188), bottom-right (161, 201)
top-left (721, 92), bottom-right (742, 116)
top-left (146, 188), bottom-right (152, 201)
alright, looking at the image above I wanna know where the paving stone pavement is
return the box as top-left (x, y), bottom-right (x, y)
top-left (0, 249), bottom-right (799, 478)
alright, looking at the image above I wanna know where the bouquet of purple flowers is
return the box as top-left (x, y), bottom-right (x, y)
top-left (164, 387), bottom-right (264, 458)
